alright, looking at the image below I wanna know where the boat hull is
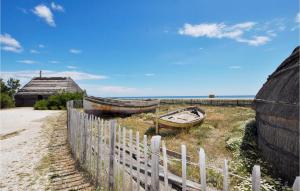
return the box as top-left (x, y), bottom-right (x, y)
top-left (83, 97), bottom-right (158, 116)
top-left (158, 106), bottom-right (205, 129)
top-left (158, 118), bottom-right (204, 129)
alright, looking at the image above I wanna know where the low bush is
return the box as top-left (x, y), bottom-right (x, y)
top-left (34, 100), bottom-right (48, 110)
top-left (34, 91), bottom-right (84, 110)
top-left (0, 93), bottom-right (15, 108)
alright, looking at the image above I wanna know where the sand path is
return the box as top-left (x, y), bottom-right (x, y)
top-left (0, 108), bottom-right (61, 190)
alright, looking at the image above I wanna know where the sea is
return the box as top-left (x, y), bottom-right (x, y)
top-left (111, 95), bottom-right (255, 99)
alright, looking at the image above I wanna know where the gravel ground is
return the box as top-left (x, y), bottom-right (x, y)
top-left (0, 107), bottom-right (62, 191)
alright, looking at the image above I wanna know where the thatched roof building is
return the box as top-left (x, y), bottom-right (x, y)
top-left (15, 76), bottom-right (83, 107)
top-left (253, 46), bottom-right (299, 183)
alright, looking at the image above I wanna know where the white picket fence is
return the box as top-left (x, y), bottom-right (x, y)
top-left (66, 100), bottom-right (300, 191)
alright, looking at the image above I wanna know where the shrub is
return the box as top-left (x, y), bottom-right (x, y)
top-left (0, 93), bottom-right (14, 108)
top-left (49, 105), bottom-right (59, 110)
top-left (47, 91), bottom-right (83, 109)
top-left (34, 100), bottom-right (48, 110)
top-left (34, 91), bottom-right (84, 110)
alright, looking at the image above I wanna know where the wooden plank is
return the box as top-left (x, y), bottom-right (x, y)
top-left (155, 101), bottom-right (160, 134)
top-left (223, 159), bottom-right (228, 191)
top-left (251, 165), bottom-right (261, 191)
top-left (136, 131), bottom-right (140, 191)
top-left (118, 125), bottom-right (121, 191)
top-left (129, 129), bottom-right (133, 191)
top-left (109, 120), bottom-right (116, 191)
top-left (160, 147), bottom-right (192, 161)
top-left (144, 135), bottom-right (149, 191)
top-left (199, 148), bottom-right (206, 191)
top-left (181, 145), bottom-right (187, 191)
top-left (293, 177), bottom-right (300, 191)
top-left (102, 119), bottom-right (106, 190)
top-left (96, 118), bottom-right (101, 187)
top-left (83, 114), bottom-right (87, 166)
top-left (122, 127), bottom-right (126, 191)
top-left (103, 120), bottom-right (108, 190)
top-left (99, 119), bottom-right (104, 188)
top-left (162, 141), bottom-right (169, 191)
top-left (89, 115), bottom-right (92, 173)
top-left (151, 135), bottom-right (161, 191)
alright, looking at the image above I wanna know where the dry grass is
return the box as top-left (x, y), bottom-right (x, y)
top-left (116, 104), bottom-right (255, 185)
top-left (0, 129), bottom-right (26, 140)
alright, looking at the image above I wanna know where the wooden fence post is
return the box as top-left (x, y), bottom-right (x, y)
top-left (83, 114), bottom-right (87, 166)
top-left (99, 119), bottom-right (104, 188)
top-left (129, 129), bottom-right (133, 190)
top-left (293, 176), bottom-right (300, 191)
top-left (162, 141), bottom-right (169, 191)
top-left (223, 159), bottom-right (229, 191)
top-left (251, 165), bottom-right (261, 191)
top-left (144, 135), bottom-right (149, 191)
top-left (199, 148), bottom-right (206, 191)
top-left (109, 120), bottom-right (116, 191)
top-left (155, 101), bottom-right (160, 134)
top-left (117, 125), bottom-right (121, 191)
top-left (136, 131), bottom-right (141, 191)
top-left (151, 135), bottom-right (161, 191)
top-left (182, 145), bottom-right (187, 191)
top-left (96, 118), bottom-right (101, 187)
top-left (122, 127), bottom-right (126, 191)
top-left (89, 115), bottom-right (93, 173)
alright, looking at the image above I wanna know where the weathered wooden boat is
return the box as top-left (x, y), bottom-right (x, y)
top-left (83, 96), bottom-right (159, 116)
top-left (158, 106), bottom-right (205, 129)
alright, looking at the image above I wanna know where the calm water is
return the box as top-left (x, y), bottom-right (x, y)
top-left (110, 95), bottom-right (255, 99)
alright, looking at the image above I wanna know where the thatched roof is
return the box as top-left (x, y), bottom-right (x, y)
top-left (253, 46), bottom-right (299, 119)
top-left (15, 77), bottom-right (83, 96)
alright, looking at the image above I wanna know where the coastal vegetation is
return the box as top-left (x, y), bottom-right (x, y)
top-left (0, 78), bottom-right (20, 109)
top-left (34, 91), bottom-right (84, 110)
top-left (116, 104), bottom-right (291, 190)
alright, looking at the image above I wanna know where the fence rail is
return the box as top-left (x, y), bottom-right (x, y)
top-left (160, 99), bottom-right (253, 107)
top-left (66, 100), bottom-right (299, 191)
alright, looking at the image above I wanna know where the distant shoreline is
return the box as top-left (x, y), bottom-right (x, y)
top-left (110, 95), bottom-right (255, 99)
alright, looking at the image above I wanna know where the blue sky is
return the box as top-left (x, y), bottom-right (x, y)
top-left (1, 0), bottom-right (299, 97)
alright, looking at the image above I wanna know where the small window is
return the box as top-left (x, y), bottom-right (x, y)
top-left (37, 95), bottom-right (43, 100)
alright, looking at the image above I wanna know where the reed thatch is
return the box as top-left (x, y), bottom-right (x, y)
top-left (15, 77), bottom-right (83, 107)
top-left (253, 46), bottom-right (299, 183)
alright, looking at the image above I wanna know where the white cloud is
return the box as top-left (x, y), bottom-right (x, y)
top-left (236, 36), bottom-right (270, 46)
top-left (229, 66), bottom-right (241, 69)
top-left (2, 46), bottom-right (22, 53)
top-left (81, 84), bottom-right (138, 96)
top-left (296, 12), bottom-right (300, 23)
top-left (178, 22), bottom-right (255, 38)
top-left (51, 2), bottom-right (64, 12)
top-left (96, 86), bottom-right (137, 94)
top-left (33, 4), bottom-right (55, 27)
top-left (30, 49), bottom-right (39, 54)
top-left (69, 49), bottom-right (82, 54)
top-left (0, 70), bottom-right (107, 85)
top-left (38, 44), bottom-right (45, 48)
top-left (145, 73), bottom-right (155, 77)
top-left (17, 7), bottom-right (28, 14)
top-left (178, 22), bottom-right (271, 46)
top-left (17, 60), bottom-right (38, 64)
top-left (0, 33), bottom-right (23, 53)
top-left (266, 30), bottom-right (277, 37)
top-left (67, 65), bottom-right (77, 69)
top-left (291, 14), bottom-right (300, 31)
top-left (49, 60), bottom-right (60, 64)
